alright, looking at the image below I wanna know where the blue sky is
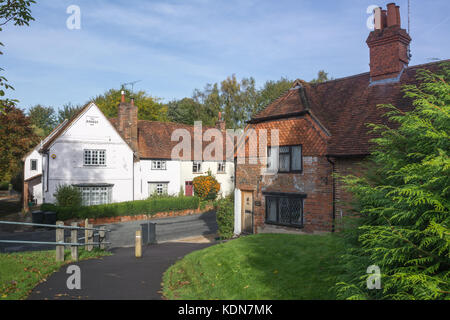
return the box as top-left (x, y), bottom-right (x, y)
top-left (2, 0), bottom-right (449, 112)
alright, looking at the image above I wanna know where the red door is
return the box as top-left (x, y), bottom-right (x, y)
top-left (185, 181), bottom-right (193, 196)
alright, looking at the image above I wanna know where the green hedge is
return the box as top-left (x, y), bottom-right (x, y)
top-left (0, 182), bottom-right (10, 191)
top-left (41, 196), bottom-right (200, 221)
top-left (216, 196), bottom-right (234, 239)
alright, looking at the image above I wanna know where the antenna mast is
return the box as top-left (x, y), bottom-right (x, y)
top-left (121, 80), bottom-right (142, 93)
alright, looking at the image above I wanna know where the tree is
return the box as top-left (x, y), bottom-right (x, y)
top-left (254, 77), bottom-right (292, 116)
top-left (310, 70), bottom-right (332, 84)
top-left (28, 104), bottom-right (57, 137)
top-left (336, 63), bottom-right (450, 300)
top-left (92, 88), bottom-right (168, 121)
top-left (58, 103), bottom-right (82, 123)
top-left (0, 0), bottom-right (36, 113)
top-left (0, 105), bottom-right (39, 182)
top-left (167, 98), bottom-right (203, 125)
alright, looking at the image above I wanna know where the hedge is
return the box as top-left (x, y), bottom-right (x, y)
top-left (0, 182), bottom-right (9, 191)
top-left (216, 196), bottom-right (234, 239)
top-left (40, 196), bottom-right (200, 221)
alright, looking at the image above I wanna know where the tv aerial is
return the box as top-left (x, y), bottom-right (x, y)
top-left (121, 80), bottom-right (142, 93)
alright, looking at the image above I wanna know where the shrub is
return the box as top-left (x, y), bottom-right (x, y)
top-left (0, 181), bottom-right (9, 191)
top-left (193, 173), bottom-right (220, 200)
top-left (336, 63), bottom-right (450, 300)
top-left (53, 185), bottom-right (82, 207)
top-left (41, 196), bottom-right (200, 221)
top-left (216, 196), bottom-right (234, 239)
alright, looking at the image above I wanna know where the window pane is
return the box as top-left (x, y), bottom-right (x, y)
top-left (266, 197), bottom-right (277, 222)
top-left (291, 146), bottom-right (302, 171)
top-left (279, 197), bottom-right (290, 224)
top-left (289, 198), bottom-right (303, 225)
top-left (279, 154), bottom-right (290, 172)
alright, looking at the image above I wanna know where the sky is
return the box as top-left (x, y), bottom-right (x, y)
top-left (2, 0), bottom-right (449, 112)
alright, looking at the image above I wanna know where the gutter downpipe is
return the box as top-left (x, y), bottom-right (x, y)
top-left (326, 156), bottom-right (336, 233)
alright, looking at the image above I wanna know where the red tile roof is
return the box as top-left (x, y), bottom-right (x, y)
top-left (109, 119), bottom-right (233, 161)
top-left (251, 61), bottom-right (448, 156)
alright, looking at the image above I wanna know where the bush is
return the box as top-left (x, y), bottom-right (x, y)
top-left (193, 173), bottom-right (220, 200)
top-left (336, 64), bottom-right (450, 300)
top-left (0, 181), bottom-right (9, 191)
top-left (216, 196), bottom-right (234, 239)
top-left (54, 185), bottom-right (82, 207)
top-left (41, 196), bottom-right (200, 221)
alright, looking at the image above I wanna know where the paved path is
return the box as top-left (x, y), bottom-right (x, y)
top-left (0, 211), bottom-right (217, 253)
top-left (28, 242), bottom-right (212, 300)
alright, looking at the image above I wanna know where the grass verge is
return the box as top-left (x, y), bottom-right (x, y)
top-left (0, 248), bottom-right (111, 300)
top-left (163, 233), bottom-right (344, 300)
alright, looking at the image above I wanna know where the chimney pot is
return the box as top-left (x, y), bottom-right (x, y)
top-left (387, 3), bottom-right (398, 27)
top-left (121, 90), bottom-right (125, 103)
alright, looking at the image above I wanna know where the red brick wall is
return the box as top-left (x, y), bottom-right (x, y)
top-left (236, 115), bottom-right (334, 233)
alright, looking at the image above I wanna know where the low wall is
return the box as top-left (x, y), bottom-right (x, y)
top-left (65, 204), bottom-right (214, 226)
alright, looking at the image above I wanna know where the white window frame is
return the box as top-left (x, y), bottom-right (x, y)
top-left (151, 160), bottom-right (167, 170)
top-left (148, 182), bottom-right (169, 196)
top-left (267, 145), bottom-right (302, 173)
top-left (84, 149), bottom-right (106, 166)
top-left (78, 186), bottom-right (112, 206)
top-left (193, 161), bottom-right (202, 173)
top-left (217, 162), bottom-right (226, 173)
top-left (30, 159), bottom-right (38, 171)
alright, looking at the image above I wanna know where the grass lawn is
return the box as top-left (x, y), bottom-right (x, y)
top-left (0, 248), bottom-right (111, 300)
top-left (163, 233), bottom-right (344, 300)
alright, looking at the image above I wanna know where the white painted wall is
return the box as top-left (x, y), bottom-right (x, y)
top-left (180, 161), bottom-right (234, 198)
top-left (24, 148), bottom-right (42, 180)
top-left (43, 103), bottom-right (134, 204)
top-left (234, 188), bottom-right (242, 235)
top-left (139, 160), bottom-right (181, 198)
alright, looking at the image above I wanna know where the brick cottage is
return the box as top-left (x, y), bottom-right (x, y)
top-left (233, 3), bottom-right (448, 234)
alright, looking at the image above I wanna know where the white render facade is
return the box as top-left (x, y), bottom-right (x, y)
top-left (23, 102), bottom-right (234, 206)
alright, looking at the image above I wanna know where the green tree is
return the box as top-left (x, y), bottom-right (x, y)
top-left (310, 70), bottom-right (332, 84)
top-left (58, 102), bottom-right (82, 123)
top-left (0, 105), bottom-right (39, 182)
top-left (255, 77), bottom-right (292, 115)
top-left (28, 104), bottom-right (57, 137)
top-left (92, 88), bottom-right (168, 121)
top-left (0, 0), bottom-right (36, 113)
top-left (336, 63), bottom-right (450, 300)
top-left (167, 97), bottom-right (203, 125)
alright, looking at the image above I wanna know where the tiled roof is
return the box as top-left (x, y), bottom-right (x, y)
top-left (109, 119), bottom-right (233, 161)
top-left (251, 60), bottom-right (448, 156)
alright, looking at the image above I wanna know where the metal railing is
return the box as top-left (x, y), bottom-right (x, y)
top-left (0, 219), bottom-right (111, 261)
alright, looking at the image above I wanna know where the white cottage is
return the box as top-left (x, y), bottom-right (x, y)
top-left (23, 94), bottom-right (234, 209)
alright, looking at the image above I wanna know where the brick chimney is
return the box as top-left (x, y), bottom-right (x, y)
top-left (117, 91), bottom-right (138, 152)
top-left (366, 3), bottom-right (411, 83)
top-left (216, 111), bottom-right (225, 131)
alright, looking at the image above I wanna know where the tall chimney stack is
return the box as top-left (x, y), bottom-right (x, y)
top-left (367, 3), bottom-right (411, 83)
top-left (117, 93), bottom-right (138, 153)
top-left (215, 111), bottom-right (226, 131)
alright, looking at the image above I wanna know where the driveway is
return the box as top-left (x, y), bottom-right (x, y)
top-left (28, 242), bottom-right (212, 300)
top-left (0, 211), bottom-right (217, 253)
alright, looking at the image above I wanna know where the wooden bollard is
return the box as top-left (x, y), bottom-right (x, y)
top-left (55, 221), bottom-right (64, 262)
top-left (135, 230), bottom-right (142, 258)
top-left (99, 226), bottom-right (106, 250)
top-left (71, 222), bottom-right (78, 261)
top-left (84, 218), bottom-right (89, 251)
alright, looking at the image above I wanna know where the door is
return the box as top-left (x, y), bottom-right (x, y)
top-left (185, 181), bottom-right (193, 196)
top-left (241, 191), bottom-right (253, 233)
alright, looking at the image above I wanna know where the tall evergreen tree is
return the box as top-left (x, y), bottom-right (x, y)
top-left (336, 63), bottom-right (450, 300)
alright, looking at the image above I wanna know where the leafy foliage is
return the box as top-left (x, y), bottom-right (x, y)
top-left (336, 63), bottom-right (450, 300)
top-left (0, 105), bottom-right (39, 182)
top-left (92, 88), bottom-right (168, 121)
top-left (193, 173), bottom-right (220, 200)
top-left (27, 104), bottom-right (57, 137)
top-left (57, 102), bottom-right (82, 123)
top-left (310, 70), bottom-right (332, 84)
top-left (53, 184), bottom-right (82, 208)
top-left (216, 195), bottom-right (234, 239)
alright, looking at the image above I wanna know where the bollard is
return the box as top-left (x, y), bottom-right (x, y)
top-left (99, 226), bottom-right (106, 250)
top-left (135, 230), bottom-right (142, 258)
top-left (71, 222), bottom-right (78, 261)
top-left (84, 218), bottom-right (89, 251)
top-left (55, 221), bottom-right (64, 262)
